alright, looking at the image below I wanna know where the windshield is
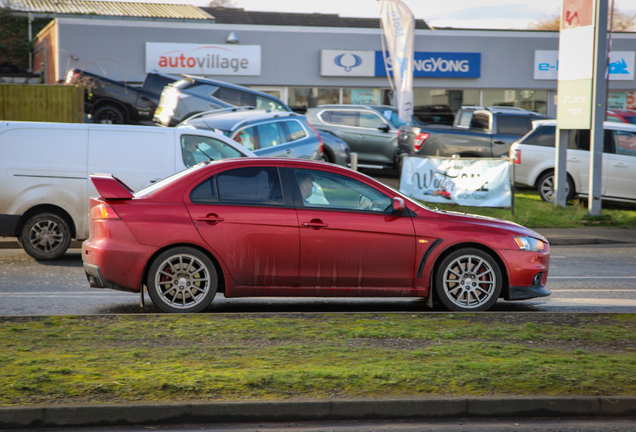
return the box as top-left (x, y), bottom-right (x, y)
top-left (381, 109), bottom-right (424, 128)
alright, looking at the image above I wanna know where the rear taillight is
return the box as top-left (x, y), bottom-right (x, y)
top-left (65, 70), bottom-right (80, 85)
top-left (397, 130), bottom-right (401, 140)
top-left (514, 149), bottom-right (521, 164)
top-left (414, 132), bottom-right (430, 151)
top-left (308, 123), bottom-right (324, 154)
top-left (90, 204), bottom-right (121, 220)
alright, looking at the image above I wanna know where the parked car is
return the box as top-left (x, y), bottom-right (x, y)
top-left (83, 158), bottom-right (551, 313)
top-left (398, 106), bottom-right (550, 160)
top-left (177, 108), bottom-right (323, 161)
top-left (306, 105), bottom-right (425, 170)
top-left (65, 69), bottom-right (178, 125)
top-left (606, 109), bottom-right (636, 124)
top-left (315, 129), bottom-right (351, 166)
top-left (154, 75), bottom-right (291, 127)
top-left (510, 120), bottom-right (636, 204)
top-left (0, 121), bottom-right (254, 260)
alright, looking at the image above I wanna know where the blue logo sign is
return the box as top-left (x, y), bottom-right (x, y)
top-left (375, 52), bottom-right (481, 78)
top-left (334, 53), bottom-right (363, 72)
top-left (610, 58), bottom-right (629, 75)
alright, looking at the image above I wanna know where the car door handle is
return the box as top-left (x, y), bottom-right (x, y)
top-left (614, 162), bottom-right (628, 167)
top-left (357, 135), bottom-right (365, 139)
top-left (493, 140), bottom-right (506, 145)
top-left (149, 178), bottom-right (162, 183)
top-left (567, 157), bottom-right (580, 162)
top-left (197, 214), bottom-right (224, 224)
top-left (301, 220), bottom-right (328, 229)
top-left (286, 149), bottom-right (293, 154)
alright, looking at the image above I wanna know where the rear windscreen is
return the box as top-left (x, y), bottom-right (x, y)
top-left (519, 125), bottom-right (555, 147)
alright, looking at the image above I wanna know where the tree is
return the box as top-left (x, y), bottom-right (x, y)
top-left (207, 0), bottom-right (237, 7)
top-left (529, 8), bottom-right (636, 31)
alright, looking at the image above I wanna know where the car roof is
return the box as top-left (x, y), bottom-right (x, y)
top-left (178, 74), bottom-right (289, 104)
top-left (533, 119), bottom-right (636, 131)
top-left (181, 108), bottom-right (303, 131)
top-left (312, 104), bottom-right (396, 112)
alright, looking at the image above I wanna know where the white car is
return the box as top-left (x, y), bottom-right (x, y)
top-left (510, 120), bottom-right (636, 204)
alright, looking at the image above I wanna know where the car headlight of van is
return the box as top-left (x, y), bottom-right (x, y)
top-left (514, 236), bottom-right (546, 252)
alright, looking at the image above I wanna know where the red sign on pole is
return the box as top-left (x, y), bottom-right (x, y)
top-left (562, 0), bottom-right (594, 29)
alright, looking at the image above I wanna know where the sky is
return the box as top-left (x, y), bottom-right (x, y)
top-left (130, 0), bottom-right (636, 30)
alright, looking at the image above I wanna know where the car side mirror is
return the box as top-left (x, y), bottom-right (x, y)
top-left (377, 123), bottom-right (391, 133)
top-left (392, 197), bottom-right (406, 214)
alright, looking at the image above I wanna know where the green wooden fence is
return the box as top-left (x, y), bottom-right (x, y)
top-left (0, 84), bottom-right (84, 123)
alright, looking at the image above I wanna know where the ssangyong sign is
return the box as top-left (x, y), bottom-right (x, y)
top-left (375, 51), bottom-right (481, 78)
top-left (145, 43), bottom-right (261, 76)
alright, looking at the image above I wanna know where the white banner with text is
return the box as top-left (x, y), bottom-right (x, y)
top-left (399, 156), bottom-right (512, 207)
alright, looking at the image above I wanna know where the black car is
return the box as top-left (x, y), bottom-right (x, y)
top-left (154, 75), bottom-right (291, 127)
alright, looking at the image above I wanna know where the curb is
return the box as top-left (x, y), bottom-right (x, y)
top-left (1, 397), bottom-right (635, 428)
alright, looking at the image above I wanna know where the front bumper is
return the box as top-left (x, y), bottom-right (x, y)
top-left (508, 284), bottom-right (551, 300)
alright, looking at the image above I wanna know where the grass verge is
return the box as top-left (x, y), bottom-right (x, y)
top-left (427, 190), bottom-right (636, 228)
top-left (1, 313), bottom-right (636, 405)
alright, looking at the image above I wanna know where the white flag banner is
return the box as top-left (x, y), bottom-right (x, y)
top-left (379, 0), bottom-right (414, 123)
top-left (399, 156), bottom-right (512, 207)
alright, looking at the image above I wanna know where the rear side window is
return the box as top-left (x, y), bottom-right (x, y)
top-left (456, 111), bottom-right (473, 127)
top-left (328, 111), bottom-right (358, 127)
top-left (213, 87), bottom-right (257, 107)
top-left (190, 176), bottom-right (219, 204)
top-left (217, 167), bottom-right (284, 206)
top-left (520, 125), bottom-right (556, 147)
top-left (497, 116), bottom-right (532, 135)
top-left (280, 120), bottom-right (307, 142)
top-left (359, 112), bottom-right (382, 128)
top-left (319, 111), bottom-right (332, 123)
top-left (256, 96), bottom-right (286, 112)
top-left (255, 122), bottom-right (285, 148)
top-left (233, 127), bottom-right (257, 151)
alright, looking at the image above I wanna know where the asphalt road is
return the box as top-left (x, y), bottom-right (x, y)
top-left (1, 243), bottom-right (635, 315)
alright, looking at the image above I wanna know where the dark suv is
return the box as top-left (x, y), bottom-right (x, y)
top-left (154, 75), bottom-right (291, 126)
top-left (306, 105), bottom-right (424, 170)
top-left (177, 108), bottom-right (326, 161)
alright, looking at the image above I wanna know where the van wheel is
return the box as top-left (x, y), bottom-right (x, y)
top-left (93, 105), bottom-right (124, 124)
top-left (20, 213), bottom-right (72, 260)
top-left (537, 172), bottom-right (575, 202)
top-left (147, 247), bottom-right (218, 313)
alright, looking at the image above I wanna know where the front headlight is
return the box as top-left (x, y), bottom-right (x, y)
top-left (514, 236), bottom-right (546, 252)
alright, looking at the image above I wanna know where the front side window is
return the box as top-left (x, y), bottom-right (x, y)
top-left (359, 111), bottom-right (383, 129)
top-left (614, 130), bottom-right (636, 156)
top-left (217, 167), bottom-right (284, 206)
top-left (181, 135), bottom-right (245, 168)
top-left (293, 168), bottom-right (392, 212)
top-left (232, 127), bottom-right (257, 151)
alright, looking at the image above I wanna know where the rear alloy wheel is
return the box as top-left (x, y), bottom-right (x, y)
top-left (435, 248), bottom-right (502, 311)
top-left (20, 213), bottom-right (72, 260)
top-left (537, 172), bottom-right (575, 202)
top-left (147, 247), bottom-right (218, 313)
top-left (92, 105), bottom-right (124, 124)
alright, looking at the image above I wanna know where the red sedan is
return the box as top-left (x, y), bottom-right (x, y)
top-left (82, 158), bottom-right (550, 313)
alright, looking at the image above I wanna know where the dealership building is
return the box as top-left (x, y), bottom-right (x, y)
top-left (25, 2), bottom-right (636, 118)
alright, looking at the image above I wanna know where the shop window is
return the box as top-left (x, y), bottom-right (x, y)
top-left (411, 88), bottom-right (479, 125)
top-left (482, 89), bottom-right (548, 115)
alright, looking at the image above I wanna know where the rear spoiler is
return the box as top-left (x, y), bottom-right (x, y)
top-left (89, 174), bottom-right (134, 200)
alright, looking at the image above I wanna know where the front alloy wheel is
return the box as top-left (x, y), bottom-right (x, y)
top-left (435, 248), bottom-right (502, 311)
top-left (147, 247), bottom-right (217, 313)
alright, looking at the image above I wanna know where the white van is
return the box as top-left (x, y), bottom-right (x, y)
top-left (0, 122), bottom-right (254, 260)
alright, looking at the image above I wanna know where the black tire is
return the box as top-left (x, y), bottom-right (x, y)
top-left (147, 247), bottom-right (218, 313)
top-left (537, 171), bottom-right (575, 202)
top-left (435, 248), bottom-right (502, 312)
top-left (20, 213), bottom-right (72, 260)
top-left (92, 105), bottom-right (125, 124)
top-left (321, 148), bottom-right (334, 163)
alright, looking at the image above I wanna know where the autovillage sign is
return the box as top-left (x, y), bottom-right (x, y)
top-left (320, 49), bottom-right (481, 78)
top-left (145, 43), bottom-right (261, 76)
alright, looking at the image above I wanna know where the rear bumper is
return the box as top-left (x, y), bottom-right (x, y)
top-left (83, 262), bottom-right (136, 292)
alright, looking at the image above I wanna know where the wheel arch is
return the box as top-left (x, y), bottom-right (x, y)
top-left (430, 242), bottom-right (510, 299)
top-left (534, 168), bottom-right (577, 194)
top-left (17, 204), bottom-right (76, 239)
top-left (140, 242), bottom-right (227, 294)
